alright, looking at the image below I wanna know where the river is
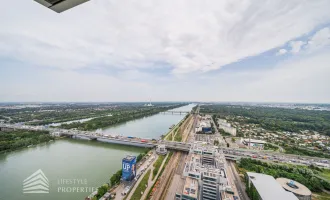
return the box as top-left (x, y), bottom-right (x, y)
top-left (99, 104), bottom-right (195, 138)
top-left (0, 104), bottom-right (195, 200)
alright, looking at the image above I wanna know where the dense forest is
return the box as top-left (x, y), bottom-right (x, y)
top-left (200, 105), bottom-right (330, 136)
top-left (239, 158), bottom-right (330, 192)
top-left (0, 130), bottom-right (54, 152)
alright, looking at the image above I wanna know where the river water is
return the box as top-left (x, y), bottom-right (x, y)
top-left (0, 104), bottom-right (194, 200)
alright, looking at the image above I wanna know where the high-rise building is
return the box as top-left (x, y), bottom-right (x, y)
top-left (122, 155), bottom-right (137, 182)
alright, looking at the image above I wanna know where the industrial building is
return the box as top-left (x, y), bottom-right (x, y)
top-left (176, 143), bottom-right (231, 200)
top-left (241, 139), bottom-right (267, 147)
top-left (246, 172), bottom-right (299, 200)
top-left (196, 121), bottom-right (212, 133)
top-left (276, 178), bottom-right (312, 200)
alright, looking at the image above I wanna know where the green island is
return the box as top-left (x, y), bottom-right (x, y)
top-left (0, 130), bottom-right (54, 153)
top-left (59, 104), bottom-right (186, 130)
top-left (1, 104), bottom-right (114, 125)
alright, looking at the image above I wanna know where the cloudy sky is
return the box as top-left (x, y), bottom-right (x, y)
top-left (0, 0), bottom-right (330, 103)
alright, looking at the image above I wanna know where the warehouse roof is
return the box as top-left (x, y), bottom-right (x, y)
top-left (243, 139), bottom-right (267, 144)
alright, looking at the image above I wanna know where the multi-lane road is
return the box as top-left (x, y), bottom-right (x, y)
top-left (222, 148), bottom-right (329, 168)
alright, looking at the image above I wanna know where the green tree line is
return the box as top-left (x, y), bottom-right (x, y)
top-left (239, 158), bottom-right (330, 192)
top-left (0, 130), bottom-right (54, 152)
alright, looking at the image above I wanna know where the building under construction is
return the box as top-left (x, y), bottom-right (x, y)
top-left (175, 142), bottom-right (233, 200)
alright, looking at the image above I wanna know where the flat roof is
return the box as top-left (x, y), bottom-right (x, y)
top-left (276, 178), bottom-right (311, 196)
top-left (183, 177), bottom-right (198, 199)
top-left (243, 139), bottom-right (267, 144)
top-left (123, 155), bottom-right (136, 161)
top-left (247, 172), bottom-right (298, 200)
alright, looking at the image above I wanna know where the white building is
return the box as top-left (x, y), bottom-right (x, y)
top-left (241, 138), bottom-right (267, 147)
top-left (246, 172), bottom-right (299, 200)
top-left (177, 143), bottom-right (228, 200)
top-left (218, 119), bottom-right (237, 136)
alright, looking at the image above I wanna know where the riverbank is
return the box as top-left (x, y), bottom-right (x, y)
top-left (0, 104), bottom-right (195, 200)
top-left (88, 149), bottom-right (150, 200)
top-left (60, 104), bottom-right (187, 131)
top-left (0, 130), bottom-right (55, 153)
top-left (0, 139), bottom-right (145, 200)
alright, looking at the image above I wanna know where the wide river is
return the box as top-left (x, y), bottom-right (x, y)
top-left (0, 104), bottom-right (194, 200)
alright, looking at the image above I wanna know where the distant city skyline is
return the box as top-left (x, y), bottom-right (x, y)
top-left (0, 0), bottom-right (330, 103)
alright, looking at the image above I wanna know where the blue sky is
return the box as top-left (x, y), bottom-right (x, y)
top-left (0, 0), bottom-right (330, 103)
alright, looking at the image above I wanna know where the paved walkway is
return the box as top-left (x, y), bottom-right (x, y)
top-left (114, 151), bottom-right (157, 200)
top-left (140, 153), bottom-right (169, 200)
top-left (125, 153), bottom-right (159, 200)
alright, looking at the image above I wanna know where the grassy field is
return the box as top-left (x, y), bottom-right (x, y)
top-left (152, 155), bottom-right (166, 180)
top-left (320, 170), bottom-right (330, 182)
top-left (131, 169), bottom-right (151, 200)
top-left (145, 152), bottom-right (174, 200)
top-left (174, 129), bottom-right (182, 142)
top-left (313, 192), bottom-right (330, 200)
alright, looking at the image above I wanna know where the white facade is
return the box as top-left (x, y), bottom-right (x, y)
top-left (218, 119), bottom-right (237, 136)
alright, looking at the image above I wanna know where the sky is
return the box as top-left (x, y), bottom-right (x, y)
top-left (0, 0), bottom-right (330, 103)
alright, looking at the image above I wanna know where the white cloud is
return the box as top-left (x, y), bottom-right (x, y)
top-left (1, 49), bottom-right (329, 103)
top-left (305, 27), bottom-right (330, 52)
top-left (1, 0), bottom-right (330, 74)
top-left (276, 48), bottom-right (287, 55)
top-left (289, 40), bottom-right (305, 53)
top-left (243, 51), bottom-right (330, 103)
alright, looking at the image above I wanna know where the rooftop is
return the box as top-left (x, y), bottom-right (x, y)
top-left (247, 172), bottom-right (299, 200)
top-left (123, 155), bottom-right (136, 161)
top-left (182, 177), bottom-right (198, 199)
top-left (276, 178), bottom-right (311, 196)
top-left (242, 139), bottom-right (267, 144)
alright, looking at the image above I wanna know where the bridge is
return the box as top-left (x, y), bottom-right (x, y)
top-left (1, 123), bottom-right (329, 166)
top-left (160, 111), bottom-right (190, 115)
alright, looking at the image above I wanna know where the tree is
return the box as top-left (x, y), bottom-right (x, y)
top-left (97, 184), bottom-right (108, 198)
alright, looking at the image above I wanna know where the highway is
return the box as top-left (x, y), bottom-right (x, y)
top-left (1, 123), bottom-right (329, 168)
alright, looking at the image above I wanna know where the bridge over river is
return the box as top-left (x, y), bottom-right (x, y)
top-left (1, 123), bottom-right (329, 167)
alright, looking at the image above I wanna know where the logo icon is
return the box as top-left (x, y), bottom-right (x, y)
top-left (123, 163), bottom-right (131, 171)
top-left (23, 169), bottom-right (49, 193)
